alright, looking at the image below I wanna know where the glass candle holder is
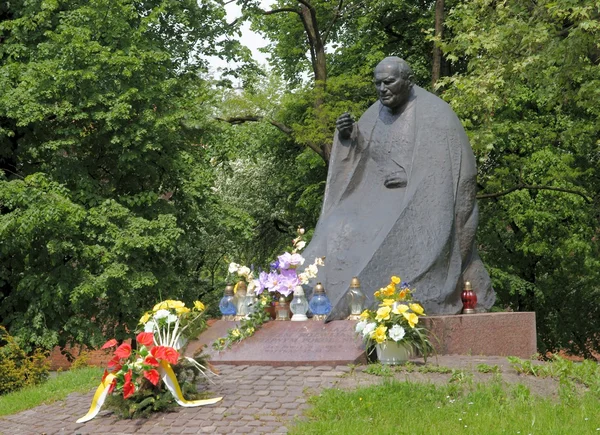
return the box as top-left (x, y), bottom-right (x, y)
top-left (347, 277), bottom-right (366, 320)
top-left (219, 283), bottom-right (236, 321)
top-left (233, 281), bottom-right (248, 321)
top-left (276, 296), bottom-right (290, 321)
top-left (290, 286), bottom-right (308, 321)
top-left (309, 282), bottom-right (331, 321)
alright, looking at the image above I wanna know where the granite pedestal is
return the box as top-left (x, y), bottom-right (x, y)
top-left (187, 312), bottom-right (537, 365)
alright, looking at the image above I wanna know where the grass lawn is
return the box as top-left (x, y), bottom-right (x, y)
top-left (291, 378), bottom-right (600, 434)
top-left (0, 367), bottom-right (102, 417)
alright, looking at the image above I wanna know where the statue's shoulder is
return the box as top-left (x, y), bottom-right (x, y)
top-left (413, 86), bottom-right (462, 129)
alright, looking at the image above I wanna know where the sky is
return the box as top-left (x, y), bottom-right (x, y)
top-left (205, 1), bottom-right (271, 76)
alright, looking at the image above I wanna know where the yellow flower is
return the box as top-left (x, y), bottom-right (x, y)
top-left (391, 276), bottom-right (401, 284)
top-left (383, 284), bottom-right (395, 297)
top-left (153, 299), bottom-right (185, 312)
top-left (403, 312), bottom-right (419, 328)
top-left (194, 301), bottom-right (205, 311)
top-left (231, 329), bottom-right (241, 338)
top-left (247, 327), bottom-right (255, 335)
top-left (381, 299), bottom-right (395, 307)
top-left (139, 312), bottom-right (151, 324)
top-left (376, 306), bottom-right (391, 321)
top-left (392, 304), bottom-right (409, 315)
top-left (374, 290), bottom-right (381, 298)
top-left (398, 289), bottom-right (407, 300)
top-left (409, 303), bottom-right (425, 315)
top-left (359, 310), bottom-right (370, 320)
top-left (176, 306), bottom-right (191, 314)
top-left (373, 325), bottom-right (388, 343)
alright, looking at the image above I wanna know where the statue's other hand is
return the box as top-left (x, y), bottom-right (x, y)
top-left (384, 171), bottom-right (408, 189)
top-left (336, 112), bottom-right (354, 140)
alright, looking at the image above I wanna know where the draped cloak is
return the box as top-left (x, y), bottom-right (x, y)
top-left (301, 86), bottom-right (495, 319)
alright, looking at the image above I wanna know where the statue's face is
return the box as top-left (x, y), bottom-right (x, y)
top-left (374, 61), bottom-right (412, 109)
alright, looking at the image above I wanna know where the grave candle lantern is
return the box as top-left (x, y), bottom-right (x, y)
top-left (290, 285), bottom-right (309, 321)
top-left (346, 277), bottom-right (366, 320)
top-left (276, 296), bottom-right (290, 321)
top-left (309, 282), bottom-right (332, 321)
top-left (219, 283), bottom-right (236, 321)
top-left (461, 281), bottom-right (477, 314)
top-left (233, 281), bottom-right (248, 321)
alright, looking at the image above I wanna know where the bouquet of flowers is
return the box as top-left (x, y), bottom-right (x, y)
top-left (77, 299), bottom-right (221, 422)
top-left (356, 276), bottom-right (433, 359)
top-left (139, 299), bottom-right (207, 352)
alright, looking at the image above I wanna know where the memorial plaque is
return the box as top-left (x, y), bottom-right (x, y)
top-left (187, 320), bottom-right (367, 366)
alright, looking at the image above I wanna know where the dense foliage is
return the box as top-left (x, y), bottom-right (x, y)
top-left (0, 0), bottom-right (236, 349)
top-left (439, 0), bottom-right (600, 356)
top-left (0, 326), bottom-right (49, 395)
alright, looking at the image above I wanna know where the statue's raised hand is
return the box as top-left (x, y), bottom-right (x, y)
top-left (336, 112), bottom-right (354, 140)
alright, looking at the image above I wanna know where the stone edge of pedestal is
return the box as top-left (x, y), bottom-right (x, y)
top-left (423, 311), bottom-right (537, 359)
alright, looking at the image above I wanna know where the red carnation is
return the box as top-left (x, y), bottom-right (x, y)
top-left (101, 338), bottom-right (118, 349)
top-left (101, 369), bottom-right (109, 383)
top-left (136, 332), bottom-right (154, 347)
top-left (114, 343), bottom-right (131, 359)
top-left (144, 355), bottom-right (159, 367)
top-left (144, 369), bottom-right (160, 386)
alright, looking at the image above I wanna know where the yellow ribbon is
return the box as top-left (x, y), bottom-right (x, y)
top-left (76, 362), bottom-right (222, 423)
top-left (158, 360), bottom-right (223, 407)
top-left (76, 373), bottom-right (116, 423)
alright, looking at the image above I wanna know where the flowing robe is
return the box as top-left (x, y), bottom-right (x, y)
top-left (302, 86), bottom-right (495, 319)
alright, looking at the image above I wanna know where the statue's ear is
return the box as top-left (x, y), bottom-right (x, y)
top-left (408, 74), bottom-right (415, 87)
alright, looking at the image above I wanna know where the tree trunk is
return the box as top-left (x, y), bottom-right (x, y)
top-left (431, 0), bottom-right (445, 90)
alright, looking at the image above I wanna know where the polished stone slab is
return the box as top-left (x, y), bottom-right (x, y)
top-left (187, 320), bottom-right (367, 366)
top-left (186, 312), bottom-right (537, 365)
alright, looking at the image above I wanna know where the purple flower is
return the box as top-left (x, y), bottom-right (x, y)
top-left (270, 260), bottom-right (280, 271)
top-left (265, 271), bottom-right (285, 294)
top-left (277, 269), bottom-right (300, 297)
top-left (278, 252), bottom-right (305, 270)
top-left (253, 271), bottom-right (270, 295)
top-left (401, 281), bottom-right (410, 289)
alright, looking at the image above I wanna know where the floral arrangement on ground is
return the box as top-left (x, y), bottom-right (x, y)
top-left (77, 299), bottom-right (222, 422)
top-left (356, 276), bottom-right (433, 361)
top-left (213, 228), bottom-right (324, 350)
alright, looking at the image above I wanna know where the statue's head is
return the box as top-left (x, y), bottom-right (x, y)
top-left (374, 57), bottom-right (414, 110)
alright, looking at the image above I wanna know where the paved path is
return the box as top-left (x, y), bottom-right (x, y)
top-left (0, 356), bottom-right (547, 435)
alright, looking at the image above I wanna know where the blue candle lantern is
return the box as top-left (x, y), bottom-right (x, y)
top-left (219, 283), bottom-right (236, 320)
top-left (309, 282), bottom-right (331, 321)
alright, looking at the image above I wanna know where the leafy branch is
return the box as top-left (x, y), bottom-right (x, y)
top-left (477, 184), bottom-right (592, 204)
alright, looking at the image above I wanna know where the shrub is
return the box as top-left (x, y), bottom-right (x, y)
top-left (0, 326), bottom-right (49, 395)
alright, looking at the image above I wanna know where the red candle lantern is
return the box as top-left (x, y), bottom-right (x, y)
top-left (461, 281), bottom-right (477, 314)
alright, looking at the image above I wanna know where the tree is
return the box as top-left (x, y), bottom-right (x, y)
top-left (0, 0), bottom-right (237, 350)
top-left (439, 0), bottom-right (600, 356)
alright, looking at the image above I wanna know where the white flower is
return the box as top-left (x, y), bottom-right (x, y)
top-left (166, 313), bottom-right (178, 324)
top-left (144, 320), bottom-right (156, 333)
top-left (298, 273), bottom-right (309, 285)
top-left (289, 253), bottom-right (305, 266)
top-left (238, 266), bottom-right (251, 277)
top-left (305, 264), bottom-right (318, 279)
top-left (355, 320), bottom-right (368, 334)
top-left (228, 262), bottom-right (239, 274)
top-left (389, 325), bottom-right (406, 342)
top-left (298, 228), bottom-right (305, 235)
top-left (295, 240), bottom-right (306, 251)
top-left (362, 322), bottom-right (376, 338)
top-left (154, 309), bottom-right (170, 320)
top-left (315, 257), bottom-right (325, 266)
top-left (248, 281), bottom-right (257, 293)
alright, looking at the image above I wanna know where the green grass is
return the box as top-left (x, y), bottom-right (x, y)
top-left (0, 367), bottom-right (102, 417)
top-left (291, 380), bottom-right (600, 434)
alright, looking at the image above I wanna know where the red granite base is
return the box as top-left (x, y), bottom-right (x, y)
top-left (186, 312), bottom-right (537, 366)
top-left (186, 320), bottom-right (367, 366)
top-left (423, 312), bottom-right (537, 358)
